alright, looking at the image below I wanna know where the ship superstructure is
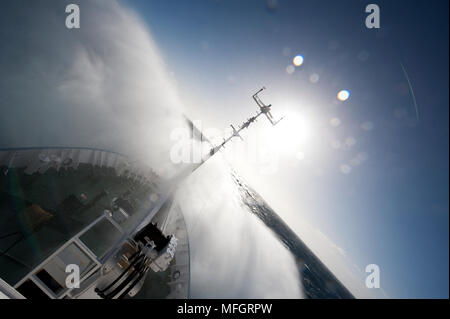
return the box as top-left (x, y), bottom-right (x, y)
top-left (0, 147), bottom-right (189, 299)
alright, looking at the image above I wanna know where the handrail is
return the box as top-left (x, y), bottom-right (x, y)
top-left (13, 211), bottom-right (110, 290)
top-left (0, 277), bottom-right (25, 299)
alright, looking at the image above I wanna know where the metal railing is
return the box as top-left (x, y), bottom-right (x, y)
top-left (12, 211), bottom-right (123, 299)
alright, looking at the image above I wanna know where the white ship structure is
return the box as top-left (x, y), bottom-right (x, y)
top-left (0, 147), bottom-right (190, 299)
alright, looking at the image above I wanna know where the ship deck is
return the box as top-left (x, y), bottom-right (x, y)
top-left (0, 148), bottom-right (190, 298)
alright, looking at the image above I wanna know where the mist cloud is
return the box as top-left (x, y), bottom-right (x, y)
top-left (176, 157), bottom-right (302, 298)
top-left (0, 0), bottom-right (185, 172)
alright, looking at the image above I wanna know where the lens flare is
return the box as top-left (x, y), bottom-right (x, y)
top-left (286, 65), bottom-right (295, 74)
top-left (330, 118), bottom-right (341, 127)
top-left (293, 55), bottom-right (304, 67)
top-left (309, 73), bottom-right (320, 83)
top-left (340, 164), bottom-right (352, 174)
top-left (337, 90), bottom-right (350, 101)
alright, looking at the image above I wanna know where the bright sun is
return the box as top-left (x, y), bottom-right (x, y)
top-left (266, 109), bottom-right (316, 159)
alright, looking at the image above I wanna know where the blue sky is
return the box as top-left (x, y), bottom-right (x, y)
top-left (121, 0), bottom-right (449, 298)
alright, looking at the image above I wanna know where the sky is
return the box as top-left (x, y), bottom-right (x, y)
top-left (122, 0), bottom-right (449, 298)
top-left (0, 0), bottom-right (448, 298)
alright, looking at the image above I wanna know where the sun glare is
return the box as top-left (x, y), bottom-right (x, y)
top-left (268, 109), bottom-right (315, 157)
